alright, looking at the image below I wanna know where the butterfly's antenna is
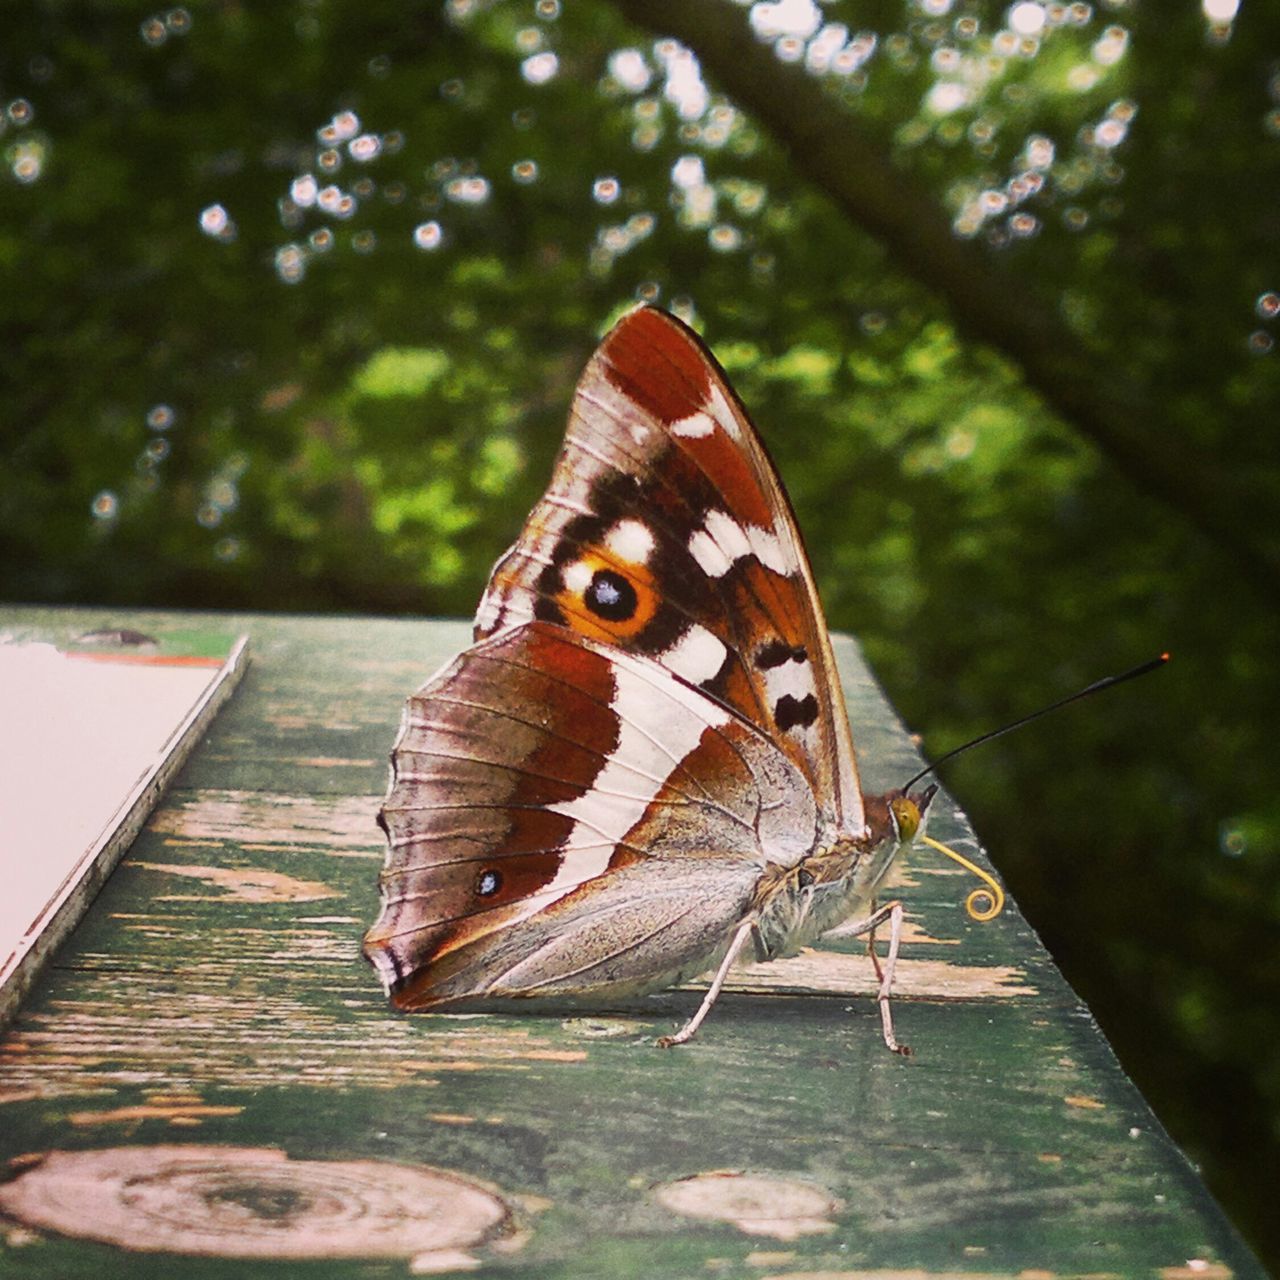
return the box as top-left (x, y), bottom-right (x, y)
top-left (902, 652), bottom-right (1170, 793)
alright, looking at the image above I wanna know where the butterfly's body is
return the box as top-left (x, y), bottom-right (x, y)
top-left (366, 307), bottom-right (932, 1047)
top-left (753, 832), bottom-right (904, 964)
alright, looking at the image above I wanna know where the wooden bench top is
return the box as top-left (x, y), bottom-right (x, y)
top-left (0, 605), bottom-right (1262, 1276)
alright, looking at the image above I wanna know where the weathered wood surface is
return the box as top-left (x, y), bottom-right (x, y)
top-left (0, 606), bottom-right (1261, 1278)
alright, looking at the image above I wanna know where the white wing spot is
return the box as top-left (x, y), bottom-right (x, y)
top-left (747, 524), bottom-right (791, 576)
top-left (705, 509), bottom-right (751, 565)
top-left (663, 624), bottom-right (728, 686)
top-left (687, 527), bottom-right (733, 578)
top-left (671, 411), bottom-right (716, 438)
top-left (707, 382), bottom-right (743, 440)
top-left (562, 559), bottom-right (594, 594)
top-left (605, 518), bottom-right (656, 564)
top-left (687, 508), bottom-right (789, 579)
top-left (762, 657), bottom-right (816, 709)
top-left (475, 591), bottom-right (501, 633)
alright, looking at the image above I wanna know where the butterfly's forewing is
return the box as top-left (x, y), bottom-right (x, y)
top-left (476, 307), bottom-right (864, 837)
top-left (366, 622), bottom-right (818, 1007)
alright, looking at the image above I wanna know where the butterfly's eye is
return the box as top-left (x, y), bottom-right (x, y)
top-left (586, 568), bottom-right (638, 622)
top-left (890, 797), bottom-right (921, 842)
top-left (476, 869), bottom-right (502, 898)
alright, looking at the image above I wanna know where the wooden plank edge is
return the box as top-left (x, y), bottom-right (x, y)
top-left (0, 635), bottom-right (251, 1030)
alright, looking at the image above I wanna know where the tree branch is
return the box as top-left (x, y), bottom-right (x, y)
top-left (611, 0), bottom-right (1280, 597)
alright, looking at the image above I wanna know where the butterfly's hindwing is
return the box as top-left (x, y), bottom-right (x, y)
top-left (367, 621), bottom-right (818, 1007)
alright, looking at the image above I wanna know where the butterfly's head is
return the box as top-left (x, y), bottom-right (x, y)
top-left (888, 783), bottom-right (937, 845)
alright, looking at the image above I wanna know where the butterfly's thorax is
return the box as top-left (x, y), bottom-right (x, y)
top-left (752, 814), bottom-right (906, 961)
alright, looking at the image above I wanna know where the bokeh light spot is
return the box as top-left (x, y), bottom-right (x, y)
top-left (414, 221), bottom-right (444, 250)
top-left (521, 52), bottom-right (559, 85)
top-left (1202, 0), bottom-right (1239, 21)
top-left (91, 491), bottom-right (118, 520)
top-left (199, 204), bottom-right (236, 240)
top-left (1008, 3), bottom-right (1046, 36)
top-left (609, 48), bottom-right (652, 92)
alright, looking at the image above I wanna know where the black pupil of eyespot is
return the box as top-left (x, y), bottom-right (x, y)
top-left (477, 870), bottom-right (501, 896)
top-left (586, 569), bottom-right (637, 621)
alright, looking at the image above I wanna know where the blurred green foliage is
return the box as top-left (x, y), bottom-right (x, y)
top-left (2, 0), bottom-right (1278, 1265)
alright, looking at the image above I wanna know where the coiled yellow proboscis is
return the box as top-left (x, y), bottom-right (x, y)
top-left (919, 834), bottom-right (1006, 922)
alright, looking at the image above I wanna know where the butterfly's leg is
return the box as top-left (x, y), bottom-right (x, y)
top-left (865, 897), bottom-right (885, 984)
top-left (838, 899), bottom-right (910, 1056)
top-left (874, 900), bottom-right (909, 1055)
top-left (658, 916), bottom-right (755, 1048)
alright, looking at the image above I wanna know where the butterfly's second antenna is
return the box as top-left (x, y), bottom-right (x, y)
top-left (902, 652), bottom-right (1170, 793)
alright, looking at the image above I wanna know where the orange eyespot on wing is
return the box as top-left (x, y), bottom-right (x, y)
top-left (552, 539), bottom-right (660, 644)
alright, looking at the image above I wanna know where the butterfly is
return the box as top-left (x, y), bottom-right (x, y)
top-left (364, 306), bottom-right (937, 1053)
